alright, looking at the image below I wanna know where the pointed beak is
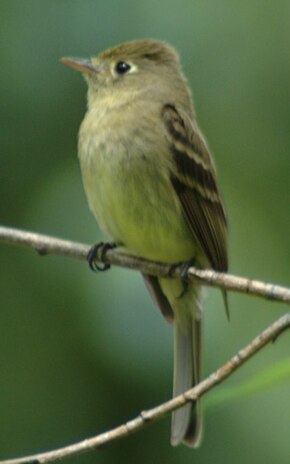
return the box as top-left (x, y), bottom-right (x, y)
top-left (60, 57), bottom-right (102, 75)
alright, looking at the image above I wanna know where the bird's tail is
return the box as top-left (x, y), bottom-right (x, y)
top-left (171, 296), bottom-right (202, 448)
top-left (143, 275), bottom-right (203, 447)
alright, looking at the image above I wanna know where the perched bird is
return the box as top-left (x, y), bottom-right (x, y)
top-left (61, 39), bottom-right (228, 448)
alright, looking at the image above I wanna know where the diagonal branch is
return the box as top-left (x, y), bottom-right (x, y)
top-left (0, 311), bottom-right (289, 464)
top-left (0, 225), bottom-right (289, 462)
top-left (0, 225), bottom-right (289, 303)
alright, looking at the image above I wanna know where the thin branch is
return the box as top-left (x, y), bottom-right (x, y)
top-left (0, 226), bottom-right (289, 461)
top-left (0, 225), bottom-right (289, 303)
top-left (0, 311), bottom-right (289, 464)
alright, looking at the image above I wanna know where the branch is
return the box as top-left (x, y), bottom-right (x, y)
top-left (0, 311), bottom-right (289, 464)
top-left (0, 225), bottom-right (289, 462)
top-left (0, 225), bottom-right (289, 303)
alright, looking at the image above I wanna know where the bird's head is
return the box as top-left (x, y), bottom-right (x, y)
top-left (61, 39), bottom-right (190, 109)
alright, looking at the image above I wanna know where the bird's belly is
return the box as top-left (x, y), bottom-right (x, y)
top-left (79, 140), bottom-right (196, 264)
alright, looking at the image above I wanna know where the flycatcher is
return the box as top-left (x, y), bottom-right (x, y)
top-left (61, 39), bottom-right (228, 448)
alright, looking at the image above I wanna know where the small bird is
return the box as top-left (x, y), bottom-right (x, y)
top-left (61, 39), bottom-right (228, 448)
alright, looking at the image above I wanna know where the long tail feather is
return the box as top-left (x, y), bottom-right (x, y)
top-left (171, 309), bottom-right (202, 447)
top-left (143, 275), bottom-right (203, 447)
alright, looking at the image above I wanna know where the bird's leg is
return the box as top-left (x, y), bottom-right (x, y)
top-left (87, 241), bottom-right (117, 272)
top-left (179, 258), bottom-right (198, 297)
top-left (169, 258), bottom-right (198, 298)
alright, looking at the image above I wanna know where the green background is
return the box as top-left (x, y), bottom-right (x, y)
top-left (0, 1), bottom-right (289, 463)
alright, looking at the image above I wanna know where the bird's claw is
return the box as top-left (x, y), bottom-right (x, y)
top-left (87, 242), bottom-right (116, 272)
top-left (169, 258), bottom-right (197, 298)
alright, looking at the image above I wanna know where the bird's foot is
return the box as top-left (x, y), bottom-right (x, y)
top-left (169, 258), bottom-right (198, 298)
top-left (87, 241), bottom-right (117, 272)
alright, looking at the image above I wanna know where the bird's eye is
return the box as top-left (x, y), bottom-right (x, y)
top-left (115, 61), bottom-right (131, 75)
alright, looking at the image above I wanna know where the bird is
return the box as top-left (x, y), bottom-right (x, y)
top-left (61, 39), bottom-right (228, 448)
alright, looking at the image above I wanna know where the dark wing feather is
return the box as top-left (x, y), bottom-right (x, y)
top-left (142, 274), bottom-right (174, 324)
top-left (162, 104), bottom-right (228, 272)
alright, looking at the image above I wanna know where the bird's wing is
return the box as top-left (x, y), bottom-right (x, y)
top-left (162, 104), bottom-right (228, 272)
top-left (142, 274), bottom-right (174, 324)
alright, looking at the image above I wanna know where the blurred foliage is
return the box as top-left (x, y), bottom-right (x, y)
top-left (206, 358), bottom-right (290, 409)
top-left (0, 1), bottom-right (289, 463)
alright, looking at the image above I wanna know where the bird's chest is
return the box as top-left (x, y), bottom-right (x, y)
top-left (79, 125), bottom-right (165, 247)
top-left (80, 132), bottom-right (146, 232)
top-left (78, 109), bottom-right (194, 262)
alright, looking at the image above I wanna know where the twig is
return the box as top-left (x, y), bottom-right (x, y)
top-left (0, 311), bottom-right (289, 464)
top-left (0, 225), bottom-right (289, 303)
top-left (0, 225), bottom-right (289, 462)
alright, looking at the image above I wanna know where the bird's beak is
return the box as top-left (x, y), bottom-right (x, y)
top-left (60, 57), bottom-right (102, 75)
